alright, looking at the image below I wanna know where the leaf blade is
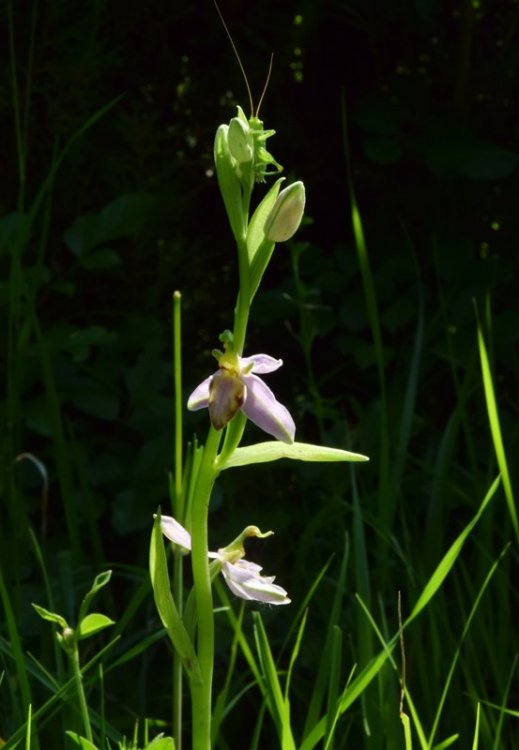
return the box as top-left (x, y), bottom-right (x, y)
top-left (220, 441), bottom-right (369, 469)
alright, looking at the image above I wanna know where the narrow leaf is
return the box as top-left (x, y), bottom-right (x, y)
top-left (252, 612), bottom-right (285, 726)
top-left (477, 320), bottom-right (518, 540)
top-left (31, 603), bottom-right (68, 630)
top-left (432, 735), bottom-right (459, 750)
top-left (253, 612), bottom-right (296, 750)
top-left (220, 441), bottom-right (369, 469)
top-left (409, 475), bottom-right (500, 622)
top-left (472, 703), bottom-right (481, 750)
top-left (247, 178), bottom-right (283, 262)
top-left (401, 712), bottom-right (413, 750)
top-left (78, 570), bottom-right (112, 624)
top-left (149, 512), bottom-right (201, 684)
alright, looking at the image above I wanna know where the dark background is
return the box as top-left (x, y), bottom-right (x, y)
top-left (1, 0), bottom-right (518, 746)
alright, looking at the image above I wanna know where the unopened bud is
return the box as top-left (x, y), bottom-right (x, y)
top-left (228, 117), bottom-right (253, 164)
top-left (264, 181), bottom-right (305, 242)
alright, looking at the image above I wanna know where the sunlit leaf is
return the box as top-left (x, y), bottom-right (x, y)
top-left (220, 441), bottom-right (369, 469)
top-left (77, 613), bottom-right (115, 640)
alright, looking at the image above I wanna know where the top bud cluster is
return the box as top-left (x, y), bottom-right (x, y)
top-left (214, 105), bottom-right (305, 245)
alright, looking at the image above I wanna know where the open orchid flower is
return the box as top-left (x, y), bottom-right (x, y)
top-left (159, 515), bottom-right (291, 606)
top-left (188, 345), bottom-right (295, 444)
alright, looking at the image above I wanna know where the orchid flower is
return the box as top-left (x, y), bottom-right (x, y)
top-left (159, 515), bottom-right (291, 606)
top-left (187, 343), bottom-right (295, 444)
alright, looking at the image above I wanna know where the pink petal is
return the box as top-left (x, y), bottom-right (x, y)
top-left (241, 374), bottom-right (295, 443)
top-left (158, 515), bottom-right (220, 558)
top-left (187, 374), bottom-right (213, 411)
top-left (240, 353), bottom-right (283, 374)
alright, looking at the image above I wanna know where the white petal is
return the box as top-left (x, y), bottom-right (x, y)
top-left (159, 516), bottom-right (192, 551)
top-left (224, 559), bottom-right (263, 581)
top-left (222, 561), bottom-right (291, 605)
top-left (158, 515), bottom-right (221, 559)
top-left (187, 374), bottom-right (213, 410)
top-left (240, 353), bottom-right (283, 374)
top-left (241, 374), bottom-right (295, 443)
top-left (240, 577), bottom-right (291, 605)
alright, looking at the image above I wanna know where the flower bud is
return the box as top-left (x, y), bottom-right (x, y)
top-left (264, 181), bottom-right (305, 242)
top-left (228, 116), bottom-right (253, 164)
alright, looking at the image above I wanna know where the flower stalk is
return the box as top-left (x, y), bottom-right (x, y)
top-left (189, 426), bottom-right (221, 750)
top-left (233, 234), bottom-right (251, 356)
top-left (150, 99), bottom-right (309, 750)
top-left (70, 643), bottom-right (93, 743)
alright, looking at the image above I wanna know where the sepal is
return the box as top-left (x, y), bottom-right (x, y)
top-left (214, 124), bottom-right (246, 241)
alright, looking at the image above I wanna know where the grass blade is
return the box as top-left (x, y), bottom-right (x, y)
top-left (427, 545), bottom-right (510, 747)
top-left (476, 314), bottom-right (518, 541)
top-left (409, 475), bottom-right (501, 622)
top-left (252, 612), bottom-right (296, 750)
top-left (472, 703), bottom-right (481, 750)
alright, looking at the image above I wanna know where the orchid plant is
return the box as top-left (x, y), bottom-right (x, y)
top-left (148, 100), bottom-right (368, 750)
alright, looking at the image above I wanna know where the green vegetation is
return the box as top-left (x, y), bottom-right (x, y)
top-left (1, 1), bottom-right (517, 748)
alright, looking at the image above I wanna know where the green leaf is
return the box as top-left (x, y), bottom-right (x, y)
top-left (63, 193), bottom-right (155, 256)
top-left (400, 712), bottom-right (413, 750)
top-left (472, 703), bottom-right (481, 750)
top-left (219, 441), bottom-right (369, 469)
top-left (149, 511), bottom-right (201, 684)
top-left (253, 612), bottom-right (296, 750)
top-left (477, 320), bottom-right (518, 540)
top-left (65, 731), bottom-right (100, 750)
top-left (247, 178), bottom-right (283, 263)
top-left (214, 125), bottom-right (245, 242)
top-left (248, 236), bottom-right (276, 303)
top-left (285, 608), bottom-right (308, 703)
top-left (77, 613), bottom-right (115, 640)
top-left (31, 603), bottom-right (68, 630)
top-left (409, 475), bottom-right (500, 623)
top-left (432, 735), bottom-right (459, 750)
top-left (146, 736), bottom-right (176, 750)
top-left (77, 570), bottom-right (112, 624)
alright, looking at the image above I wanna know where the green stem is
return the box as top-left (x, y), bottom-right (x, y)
top-left (190, 427), bottom-right (221, 750)
top-left (70, 645), bottom-right (92, 743)
top-left (233, 185), bottom-right (252, 355)
top-left (188, 145), bottom-right (253, 750)
top-left (232, 241), bottom-right (250, 355)
top-left (173, 291), bottom-right (184, 750)
top-left (173, 291), bottom-right (184, 519)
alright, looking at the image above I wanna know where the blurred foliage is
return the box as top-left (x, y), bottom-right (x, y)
top-left (1, 0), bottom-right (518, 747)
